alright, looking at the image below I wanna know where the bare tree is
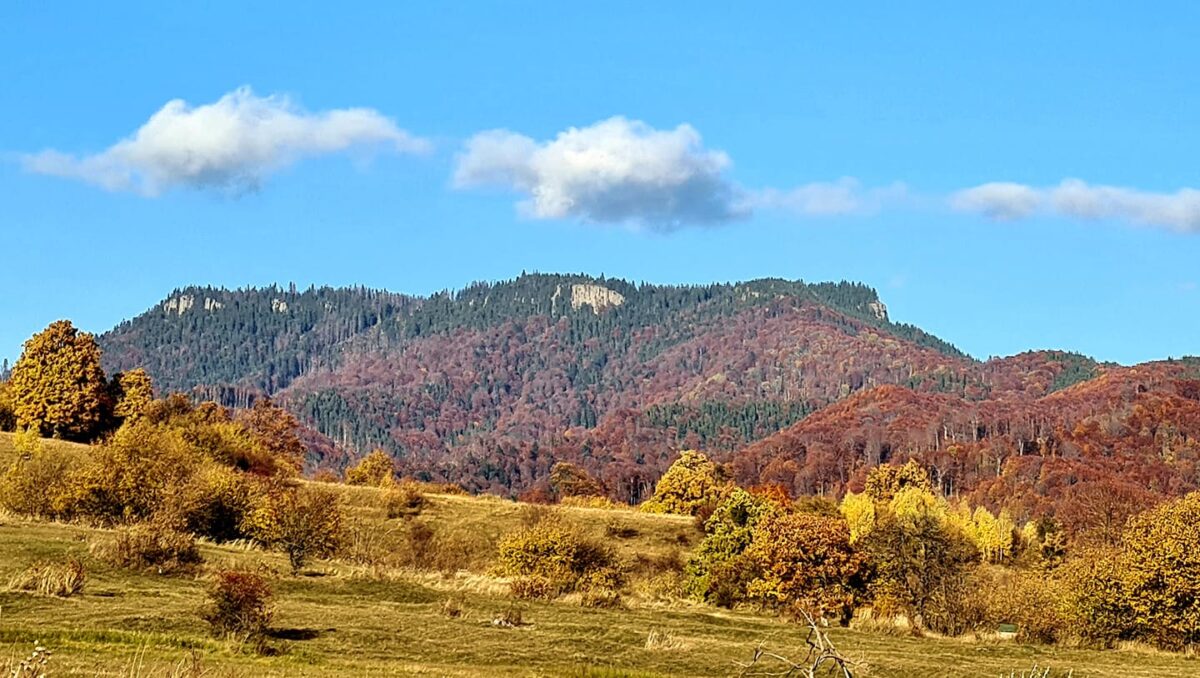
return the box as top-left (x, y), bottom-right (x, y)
top-left (735, 609), bottom-right (859, 677)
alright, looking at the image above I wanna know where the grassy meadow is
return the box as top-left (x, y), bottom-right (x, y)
top-left (1, 432), bottom-right (1198, 677)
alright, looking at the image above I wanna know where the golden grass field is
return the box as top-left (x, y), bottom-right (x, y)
top-left (1, 432), bottom-right (1197, 677)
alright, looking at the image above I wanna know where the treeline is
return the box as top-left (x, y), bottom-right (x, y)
top-left (625, 452), bottom-right (1200, 649)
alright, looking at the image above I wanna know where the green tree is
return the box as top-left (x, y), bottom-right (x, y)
top-left (686, 488), bottom-right (776, 605)
top-left (9, 320), bottom-right (109, 440)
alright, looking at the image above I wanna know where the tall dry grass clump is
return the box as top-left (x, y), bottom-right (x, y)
top-left (93, 519), bottom-right (202, 574)
top-left (6, 557), bottom-right (86, 597)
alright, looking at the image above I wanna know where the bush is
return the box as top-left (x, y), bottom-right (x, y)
top-left (510, 576), bottom-right (557, 600)
top-left (202, 570), bottom-right (274, 644)
top-left (0, 438), bottom-right (85, 520)
top-left (561, 495), bottom-right (622, 510)
top-left (171, 463), bottom-right (265, 542)
top-left (343, 450), bottom-right (395, 486)
top-left (245, 484), bottom-right (344, 572)
top-left (495, 518), bottom-right (618, 597)
top-left (640, 450), bottom-right (729, 516)
top-left (383, 481), bottom-right (426, 519)
top-left (69, 421), bottom-right (198, 524)
top-left (6, 557), bottom-right (86, 597)
top-left (96, 520), bottom-right (202, 574)
top-left (549, 461), bottom-right (605, 499)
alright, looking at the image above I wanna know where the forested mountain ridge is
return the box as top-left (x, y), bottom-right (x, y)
top-left (98, 272), bottom-right (1190, 516)
top-left (100, 274), bottom-right (961, 399)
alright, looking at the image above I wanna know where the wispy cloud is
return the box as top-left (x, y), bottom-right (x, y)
top-left (750, 178), bottom-right (909, 217)
top-left (23, 86), bottom-right (430, 196)
top-left (952, 179), bottom-right (1200, 232)
top-left (454, 116), bottom-right (747, 230)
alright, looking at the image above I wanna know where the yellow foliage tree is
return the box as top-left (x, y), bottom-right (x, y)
top-left (9, 320), bottom-right (108, 440)
top-left (343, 449), bottom-right (395, 486)
top-left (111, 369), bottom-right (155, 422)
top-left (863, 459), bottom-right (932, 502)
top-left (1120, 492), bottom-right (1200, 649)
top-left (640, 450), bottom-right (729, 516)
top-left (0, 381), bottom-right (15, 432)
top-left (838, 491), bottom-right (875, 544)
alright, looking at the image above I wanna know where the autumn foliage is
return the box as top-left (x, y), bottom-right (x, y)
top-left (9, 320), bottom-right (108, 440)
top-left (640, 450), bottom-right (729, 516)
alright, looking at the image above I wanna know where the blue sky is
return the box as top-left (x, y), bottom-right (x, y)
top-left (2, 2), bottom-right (1198, 366)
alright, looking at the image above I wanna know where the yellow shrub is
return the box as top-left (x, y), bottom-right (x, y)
top-left (494, 519), bottom-right (618, 596)
top-left (0, 442), bottom-right (86, 520)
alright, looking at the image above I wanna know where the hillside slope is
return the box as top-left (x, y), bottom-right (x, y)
top-left (96, 273), bottom-right (1198, 515)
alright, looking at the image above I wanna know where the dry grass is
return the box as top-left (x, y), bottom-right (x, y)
top-left (2, 436), bottom-right (1199, 676)
top-left (6, 557), bottom-right (86, 597)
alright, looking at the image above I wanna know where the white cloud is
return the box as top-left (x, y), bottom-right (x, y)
top-left (950, 182), bottom-right (1042, 220)
top-left (751, 178), bottom-right (909, 216)
top-left (454, 116), bottom-right (746, 229)
top-left (952, 179), bottom-right (1200, 232)
top-left (23, 86), bottom-right (430, 195)
top-left (1049, 179), bottom-right (1200, 232)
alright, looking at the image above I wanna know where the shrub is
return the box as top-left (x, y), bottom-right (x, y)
top-left (343, 450), bottom-right (395, 486)
top-left (6, 557), bottom-right (86, 597)
top-left (640, 450), bottom-right (729, 516)
top-left (495, 518), bottom-right (618, 596)
top-left (549, 461), bottom-right (605, 499)
top-left (202, 570), bottom-right (274, 644)
top-left (0, 439), bottom-right (85, 520)
top-left (1000, 568), bottom-right (1073, 645)
top-left (580, 586), bottom-right (622, 608)
top-left (510, 576), bottom-right (557, 600)
top-left (69, 421), bottom-right (198, 524)
top-left (561, 495), bottom-right (622, 510)
top-left (744, 512), bottom-right (866, 622)
top-left (172, 463), bottom-right (265, 542)
top-left (96, 520), bottom-right (202, 574)
top-left (245, 484), bottom-right (344, 572)
top-left (383, 481), bottom-right (426, 519)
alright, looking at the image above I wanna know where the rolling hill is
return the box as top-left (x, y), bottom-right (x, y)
top-left (97, 273), bottom-right (1200, 519)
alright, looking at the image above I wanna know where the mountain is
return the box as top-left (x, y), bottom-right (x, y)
top-left (98, 273), bottom-right (1199, 519)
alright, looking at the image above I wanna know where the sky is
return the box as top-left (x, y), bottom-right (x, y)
top-left (2, 2), bottom-right (1199, 366)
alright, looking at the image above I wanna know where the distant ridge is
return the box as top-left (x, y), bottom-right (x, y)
top-left (95, 272), bottom-right (1200, 516)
